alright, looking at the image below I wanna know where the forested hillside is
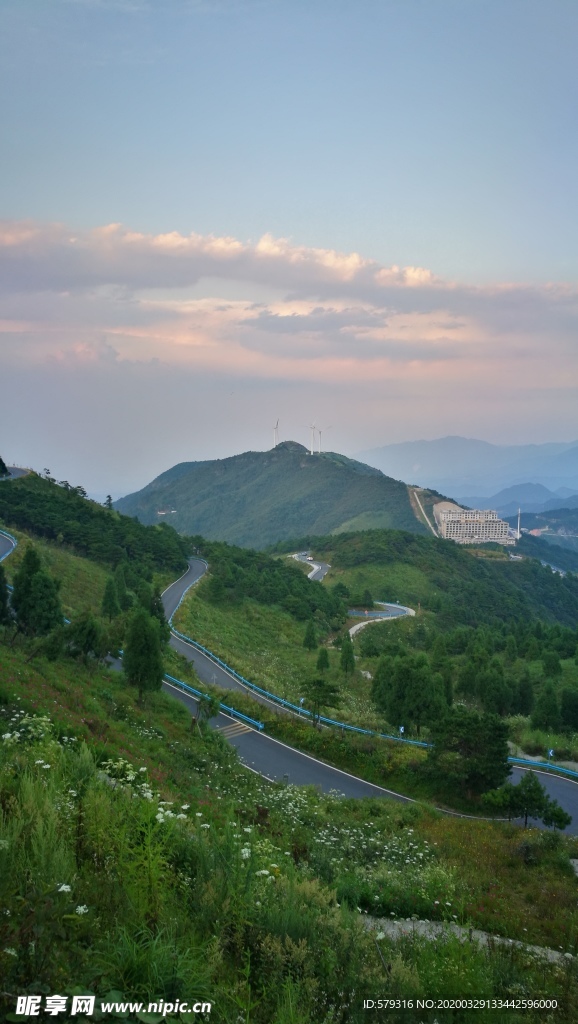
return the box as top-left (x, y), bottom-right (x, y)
top-left (279, 529), bottom-right (578, 629)
top-left (115, 441), bottom-right (424, 547)
top-left (0, 473), bottom-right (188, 576)
top-left (198, 539), bottom-right (346, 627)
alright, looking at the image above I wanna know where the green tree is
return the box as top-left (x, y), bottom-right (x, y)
top-left (509, 771), bottom-right (547, 827)
top-left (11, 546), bottom-right (42, 624)
top-left (456, 658), bottom-right (478, 698)
top-left (526, 637), bottom-right (541, 661)
top-left (103, 494), bottom-right (113, 510)
top-left (150, 584), bottom-right (170, 645)
top-left (560, 688), bottom-right (578, 731)
top-left (0, 563), bottom-right (9, 625)
top-left (505, 634), bottom-right (518, 663)
top-left (429, 634), bottom-right (447, 672)
top-left (23, 571), bottom-right (62, 637)
top-left (542, 650), bottom-right (562, 679)
top-left (114, 563), bottom-right (133, 612)
top-left (531, 682), bottom-right (560, 731)
top-left (0, 454), bottom-right (8, 477)
top-left (66, 611), bottom-right (104, 664)
top-left (514, 671), bottom-right (534, 716)
top-left (428, 707), bottom-right (510, 798)
top-left (542, 800), bottom-right (572, 830)
top-left (478, 668), bottom-right (513, 717)
top-left (302, 676), bottom-right (341, 724)
top-left (101, 577), bottom-right (121, 621)
top-left (340, 634), bottom-right (355, 675)
top-left (303, 620), bottom-right (317, 651)
top-left (316, 647), bottom-right (329, 673)
top-left (123, 607), bottom-right (164, 705)
top-left (397, 652), bottom-right (445, 737)
top-left (485, 772), bottom-right (571, 830)
top-left (12, 549), bottom-right (62, 639)
top-left (195, 693), bottom-right (221, 734)
top-left (371, 654), bottom-right (394, 714)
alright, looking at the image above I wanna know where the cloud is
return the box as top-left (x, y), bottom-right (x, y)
top-left (0, 218), bottom-right (577, 394)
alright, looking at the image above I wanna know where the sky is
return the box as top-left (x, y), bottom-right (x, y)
top-left (1, 0), bottom-right (577, 497)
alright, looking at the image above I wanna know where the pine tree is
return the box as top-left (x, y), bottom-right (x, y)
top-left (516, 672), bottom-right (534, 716)
top-left (303, 620), bottom-right (317, 651)
top-left (531, 682), bottom-right (560, 731)
top-left (390, 652), bottom-right (445, 736)
top-left (150, 584), bottom-right (170, 645)
top-left (114, 563), bottom-right (133, 611)
top-left (123, 607), bottom-right (164, 704)
top-left (302, 676), bottom-right (341, 724)
top-left (340, 634), bottom-right (355, 675)
top-left (560, 688), bottom-right (578, 731)
top-left (101, 578), bottom-right (121, 621)
top-left (316, 647), bottom-right (329, 673)
top-left (513, 771), bottom-right (547, 827)
top-left (196, 693), bottom-right (221, 734)
top-left (21, 571), bottom-right (62, 637)
top-left (0, 454), bottom-right (8, 477)
top-left (428, 708), bottom-right (510, 798)
top-left (505, 634), bottom-right (518, 663)
top-left (0, 564), bottom-right (9, 625)
top-left (66, 611), bottom-right (104, 664)
top-left (11, 548), bottom-right (62, 638)
top-left (542, 650), bottom-right (562, 679)
top-left (11, 546), bottom-right (42, 623)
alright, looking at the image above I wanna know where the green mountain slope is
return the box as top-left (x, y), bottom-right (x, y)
top-left (115, 441), bottom-right (425, 547)
top-left (303, 529), bottom-right (578, 629)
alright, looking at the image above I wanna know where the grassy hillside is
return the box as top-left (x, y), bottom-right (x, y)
top-left (2, 636), bottom-right (578, 1021)
top-left (0, 472), bottom-right (189, 577)
top-left (2, 525), bottom-right (108, 618)
top-left (3, 506), bottom-right (578, 1018)
top-left (302, 529), bottom-right (578, 629)
top-left (114, 441), bottom-right (425, 548)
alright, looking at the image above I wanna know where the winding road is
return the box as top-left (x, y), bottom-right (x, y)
top-left (160, 557), bottom-right (578, 829)
top-left (162, 560), bottom-right (411, 800)
top-left (2, 524), bottom-right (578, 825)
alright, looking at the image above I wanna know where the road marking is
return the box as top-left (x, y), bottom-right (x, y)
top-left (217, 721), bottom-right (252, 739)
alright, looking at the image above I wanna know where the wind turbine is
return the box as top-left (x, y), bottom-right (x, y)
top-left (318, 425), bottom-right (332, 454)
top-left (307, 422), bottom-right (316, 455)
top-left (273, 419), bottom-right (279, 448)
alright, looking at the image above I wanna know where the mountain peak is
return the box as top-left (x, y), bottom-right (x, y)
top-left (274, 440), bottom-right (308, 453)
top-left (115, 444), bottom-right (426, 547)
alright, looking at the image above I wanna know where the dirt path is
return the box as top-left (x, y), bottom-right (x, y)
top-left (364, 916), bottom-right (573, 963)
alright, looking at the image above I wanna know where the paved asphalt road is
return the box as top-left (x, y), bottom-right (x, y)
top-left (2, 534), bottom-right (577, 823)
top-left (292, 551), bottom-right (331, 581)
top-left (162, 558), bottom-right (578, 829)
top-left (0, 531), bottom-right (16, 562)
top-left (161, 560), bottom-right (412, 800)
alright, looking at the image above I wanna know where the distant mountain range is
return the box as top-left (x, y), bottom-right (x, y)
top-left (115, 441), bottom-right (428, 548)
top-left (460, 483), bottom-right (578, 518)
top-left (357, 436), bottom-right (578, 498)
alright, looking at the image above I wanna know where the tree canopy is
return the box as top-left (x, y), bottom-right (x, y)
top-left (123, 607), bottom-right (164, 704)
top-left (427, 707), bottom-right (510, 798)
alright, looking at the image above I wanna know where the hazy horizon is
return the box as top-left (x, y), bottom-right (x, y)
top-left (1, 1), bottom-right (577, 496)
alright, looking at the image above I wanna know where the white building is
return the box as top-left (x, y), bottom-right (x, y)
top-left (433, 501), bottom-right (515, 545)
